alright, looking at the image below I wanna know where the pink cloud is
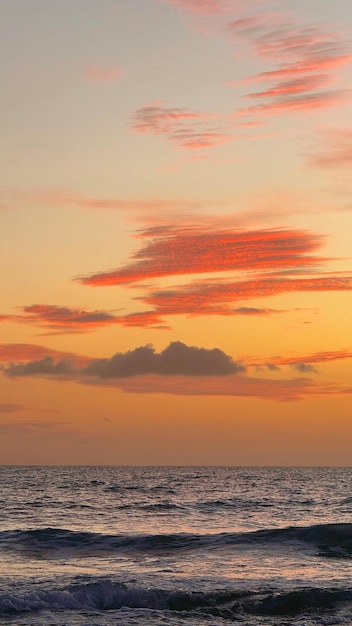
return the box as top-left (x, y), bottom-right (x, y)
top-left (131, 104), bottom-right (235, 150)
top-left (309, 129), bottom-right (352, 169)
top-left (237, 90), bottom-right (348, 118)
top-left (32, 190), bottom-right (210, 213)
top-left (246, 74), bottom-right (334, 98)
top-left (161, 0), bottom-right (238, 15)
top-left (226, 12), bottom-right (352, 120)
top-left (241, 55), bottom-right (352, 84)
top-left (84, 65), bottom-right (123, 81)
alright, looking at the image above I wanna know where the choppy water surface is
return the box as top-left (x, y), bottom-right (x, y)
top-left (1, 466), bottom-right (352, 625)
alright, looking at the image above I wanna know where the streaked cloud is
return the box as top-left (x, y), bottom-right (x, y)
top-left (237, 90), bottom-right (348, 118)
top-left (4, 304), bottom-right (122, 333)
top-left (0, 403), bottom-right (26, 414)
top-left (77, 226), bottom-right (326, 286)
top-left (309, 129), bottom-right (352, 169)
top-left (248, 349), bottom-right (352, 372)
top-left (131, 105), bottom-right (235, 150)
top-left (84, 65), bottom-right (123, 81)
top-left (161, 0), bottom-right (237, 15)
top-left (72, 221), bottom-right (352, 328)
top-left (22, 190), bottom-right (209, 213)
top-left (114, 374), bottom-right (351, 402)
top-left (140, 274), bottom-right (352, 321)
top-left (0, 304), bottom-right (172, 333)
top-left (0, 343), bottom-right (89, 366)
top-left (227, 13), bottom-right (352, 119)
top-left (246, 75), bottom-right (335, 99)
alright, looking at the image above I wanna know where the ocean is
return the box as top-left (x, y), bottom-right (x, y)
top-left (1, 466), bottom-right (352, 625)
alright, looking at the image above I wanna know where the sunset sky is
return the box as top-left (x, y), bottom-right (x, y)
top-left (1, 0), bottom-right (352, 465)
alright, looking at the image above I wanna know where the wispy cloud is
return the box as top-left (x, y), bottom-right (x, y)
top-left (23, 189), bottom-right (208, 213)
top-left (245, 74), bottom-right (335, 98)
top-left (161, 0), bottom-right (238, 15)
top-left (158, 1), bottom-right (351, 124)
top-left (0, 419), bottom-right (77, 440)
top-left (131, 104), bottom-right (235, 150)
top-left (140, 274), bottom-right (352, 321)
top-left (3, 304), bottom-right (123, 333)
top-left (227, 13), bottom-right (352, 119)
top-left (0, 403), bottom-right (26, 414)
top-left (0, 304), bottom-right (172, 333)
top-left (309, 128), bottom-right (352, 169)
top-left (84, 65), bottom-right (123, 81)
top-left (236, 90), bottom-right (348, 118)
top-left (114, 374), bottom-right (351, 402)
top-left (0, 343), bottom-right (89, 366)
top-left (262, 348), bottom-right (352, 371)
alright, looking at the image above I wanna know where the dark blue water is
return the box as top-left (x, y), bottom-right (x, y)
top-left (1, 466), bottom-right (352, 625)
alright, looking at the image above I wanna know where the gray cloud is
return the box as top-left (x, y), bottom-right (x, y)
top-left (265, 363), bottom-right (281, 371)
top-left (291, 362), bottom-right (318, 374)
top-left (5, 356), bottom-right (74, 378)
top-left (4, 342), bottom-right (245, 380)
top-left (83, 342), bottom-right (245, 378)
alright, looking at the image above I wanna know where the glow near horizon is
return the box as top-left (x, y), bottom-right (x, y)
top-left (0, 0), bottom-right (352, 465)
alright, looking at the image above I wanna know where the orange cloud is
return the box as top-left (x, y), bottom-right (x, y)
top-left (0, 304), bottom-right (169, 333)
top-left (277, 349), bottom-right (352, 367)
top-left (1, 304), bottom-right (121, 333)
top-left (115, 311), bottom-right (171, 329)
top-left (114, 373), bottom-right (351, 402)
top-left (248, 349), bottom-right (352, 373)
top-left (78, 227), bottom-right (326, 286)
top-left (0, 343), bottom-right (89, 366)
top-left (141, 274), bottom-right (352, 320)
top-left (84, 65), bottom-right (123, 81)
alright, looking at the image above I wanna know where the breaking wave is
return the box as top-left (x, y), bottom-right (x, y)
top-left (1, 579), bottom-right (352, 617)
top-left (1, 522), bottom-right (352, 559)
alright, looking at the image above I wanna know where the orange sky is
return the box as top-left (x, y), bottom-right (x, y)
top-left (1, 0), bottom-right (352, 465)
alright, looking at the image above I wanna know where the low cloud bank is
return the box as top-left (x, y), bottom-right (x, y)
top-left (5, 342), bottom-right (245, 379)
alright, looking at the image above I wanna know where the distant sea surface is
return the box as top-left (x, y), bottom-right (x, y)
top-left (1, 466), bottom-right (352, 625)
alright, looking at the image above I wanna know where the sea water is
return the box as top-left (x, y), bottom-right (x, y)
top-left (1, 466), bottom-right (352, 625)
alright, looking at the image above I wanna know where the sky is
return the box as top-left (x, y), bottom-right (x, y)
top-left (1, 0), bottom-right (352, 466)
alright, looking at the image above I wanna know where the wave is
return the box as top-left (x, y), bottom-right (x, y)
top-left (1, 579), bottom-right (352, 617)
top-left (1, 523), bottom-right (352, 558)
